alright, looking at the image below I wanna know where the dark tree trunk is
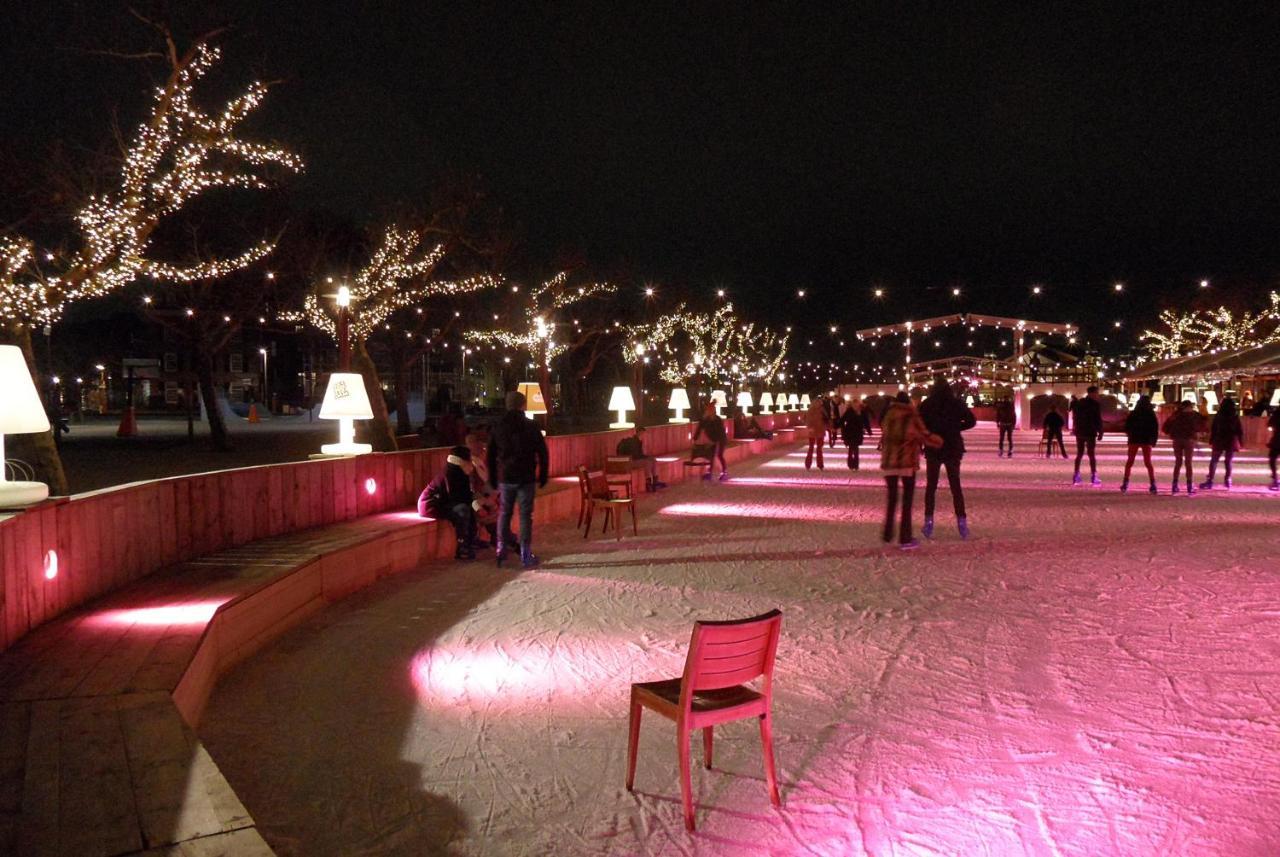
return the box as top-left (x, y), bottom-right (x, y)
top-left (353, 341), bottom-right (397, 452)
top-left (0, 323), bottom-right (70, 495)
top-left (394, 356), bottom-right (412, 436)
top-left (196, 349), bottom-right (231, 451)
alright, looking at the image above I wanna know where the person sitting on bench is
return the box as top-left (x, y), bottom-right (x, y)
top-left (617, 426), bottom-right (666, 490)
top-left (418, 445), bottom-right (487, 560)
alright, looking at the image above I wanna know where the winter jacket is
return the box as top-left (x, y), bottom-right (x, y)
top-left (994, 400), bottom-right (1016, 427)
top-left (1209, 411), bottom-right (1244, 452)
top-left (487, 409), bottom-right (549, 487)
top-left (616, 435), bottom-right (645, 459)
top-left (918, 393), bottom-right (977, 461)
top-left (1042, 411), bottom-right (1065, 434)
top-left (838, 407), bottom-right (872, 443)
top-left (1070, 396), bottom-right (1104, 438)
top-left (417, 455), bottom-right (476, 517)
top-left (1269, 409), bottom-right (1280, 451)
top-left (804, 401), bottom-right (827, 434)
top-left (693, 414), bottom-right (727, 445)
top-left (1162, 409), bottom-right (1202, 443)
top-left (1124, 409), bottom-right (1159, 446)
top-left (879, 402), bottom-right (936, 473)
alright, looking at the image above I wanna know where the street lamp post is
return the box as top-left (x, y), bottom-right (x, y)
top-left (259, 347), bottom-right (269, 407)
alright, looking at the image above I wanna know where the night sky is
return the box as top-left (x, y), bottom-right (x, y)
top-left (6, 2), bottom-right (1280, 361)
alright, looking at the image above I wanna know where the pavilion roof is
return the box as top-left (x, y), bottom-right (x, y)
top-left (1126, 341), bottom-right (1280, 381)
top-left (856, 313), bottom-right (1077, 338)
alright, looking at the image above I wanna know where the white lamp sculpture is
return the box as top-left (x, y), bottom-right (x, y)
top-left (609, 385), bottom-right (636, 429)
top-left (668, 387), bottom-right (691, 423)
top-left (788, 393), bottom-right (799, 410)
top-left (0, 345), bottom-right (52, 507)
top-left (319, 372), bottom-right (374, 455)
top-left (1202, 390), bottom-right (1219, 413)
top-left (736, 390), bottom-right (754, 416)
top-left (710, 389), bottom-right (728, 417)
top-left (800, 393), bottom-right (812, 408)
top-left (758, 392), bottom-right (774, 414)
top-left (517, 381), bottom-right (547, 419)
top-left (1270, 388), bottom-right (1280, 408)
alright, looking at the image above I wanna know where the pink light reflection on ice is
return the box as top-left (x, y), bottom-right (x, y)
top-left (91, 599), bottom-right (230, 627)
top-left (660, 501), bottom-right (854, 521)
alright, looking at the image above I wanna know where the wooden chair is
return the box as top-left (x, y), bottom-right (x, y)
top-left (626, 609), bottom-right (783, 831)
top-left (578, 466), bottom-right (637, 540)
top-left (605, 456), bottom-right (641, 497)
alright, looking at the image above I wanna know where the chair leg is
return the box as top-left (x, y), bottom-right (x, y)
top-left (702, 726), bottom-right (713, 769)
top-left (759, 713), bottom-right (780, 807)
top-left (625, 699), bottom-right (642, 791)
top-left (630, 502), bottom-right (638, 536)
top-left (602, 508), bottom-right (611, 533)
top-left (615, 504), bottom-right (623, 541)
top-left (678, 725), bottom-right (695, 831)
top-left (582, 503), bottom-right (593, 539)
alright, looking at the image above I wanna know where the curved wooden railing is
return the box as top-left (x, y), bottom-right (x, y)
top-left (0, 413), bottom-right (799, 654)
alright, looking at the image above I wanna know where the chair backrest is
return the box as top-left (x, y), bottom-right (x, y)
top-left (681, 609), bottom-right (782, 699)
top-left (605, 456), bottom-right (632, 474)
top-left (585, 469), bottom-right (613, 499)
top-left (576, 465), bottom-right (591, 500)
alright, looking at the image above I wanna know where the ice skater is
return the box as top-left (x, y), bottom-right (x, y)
top-left (878, 392), bottom-right (941, 550)
top-left (919, 377), bottom-right (976, 539)
top-left (1042, 404), bottom-right (1067, 458)
top-left (1070, 386), bottom-right (1104, 485)
top-left (1201, 396), bottom-right (1244, 489)
top-left (1120, 394), bottom-right (1158, 494)
top-left (1268, 406), bottom-right (1280, 490)
top-left (804, 395), bottom-right (827, 470)
top-left (1162, 399), bottom-right (1201, 495)
top-left (488, 390), bottom-right (550, 568)
top-left (995, 396), bottom-right (1016, 457)
top-left (838, 398), bottom-right (873, 469)
top-left (693, 402), bottom-right (729, 481)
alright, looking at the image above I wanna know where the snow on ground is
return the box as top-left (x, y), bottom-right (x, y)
top-left (200, 427), bottom-right (1280, 856)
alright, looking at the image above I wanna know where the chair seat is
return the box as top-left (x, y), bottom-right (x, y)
top-left (633, 677), bottom-right (762, 713)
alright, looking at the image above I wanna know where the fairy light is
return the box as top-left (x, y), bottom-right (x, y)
top-left (1138, 292), bottom-right (1280, 361)
top-left (464, 272), bottom-right (616, 369)
top-left (0, 42), bottom-right (302, 327)
top-left (625, 302), bottom-right (789, 386)
top-left (280, 226), bottom-right (500, 344)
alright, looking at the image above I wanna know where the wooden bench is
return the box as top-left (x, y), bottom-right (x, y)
top-left (0, 436), bottom-right (789, 856)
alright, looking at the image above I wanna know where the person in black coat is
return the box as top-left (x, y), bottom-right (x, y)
top-left (1268, 406), bottom-right (1280, 490)
top-left (487, 390), bottom-right (550, 568)
top-left (1201, 397), bottom-right (1245, 489)
top-left (1121, 395), bottom-right (1159, 493)
top-left (418, 445), bottom-right (482, 560)
top-left (918, 377), bottom-right (977, 539)
top-left (837, 399), bottom-right (874, 469)
top-left (692, 402), bottom-right (729, 480)
top-left (1042, 404), bottom-right (1067, 458)
top-left (994, 398), bottom-right (1016, 457)
top-left (1070, 386), bottom-right (1105, 485)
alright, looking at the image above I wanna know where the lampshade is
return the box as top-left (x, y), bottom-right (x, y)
top-left (668, 388), bottom-right (691, 410)
top-left (0, 345), bottom-right (51, 434)
top-left (1270, 389), bottom-right (1280, 407)
top-left (608, 386), bottom-right (636, 412)
top-left (774, 391), bottom-right (788, 411)
top-left (517, 381), bottom-right (548, 415)
top-left (800, 393), bottom-right (811, 408)
top-left (319, 373), bottom-right (373, 420)
top-left (735, 391), bottom-right (753, 408)
top-left (788, 393), bottom-right (799, 407)
top-left (759, 392), bottom-right (774, 410)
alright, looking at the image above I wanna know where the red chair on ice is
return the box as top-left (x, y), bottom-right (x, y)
top-left (626, 609), bottom-right (783, 831)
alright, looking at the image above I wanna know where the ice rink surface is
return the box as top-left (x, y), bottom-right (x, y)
top-left (202, 428), bottom-right (1280, 856)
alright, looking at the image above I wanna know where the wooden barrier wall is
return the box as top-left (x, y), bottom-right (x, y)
top-left (0, 412), bottom-right (800, 653)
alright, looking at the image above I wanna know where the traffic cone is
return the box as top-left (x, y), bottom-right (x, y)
top-left (116, 406), bottom-right (137, 437)
top-left (248, 404), bottom-right (260, 423)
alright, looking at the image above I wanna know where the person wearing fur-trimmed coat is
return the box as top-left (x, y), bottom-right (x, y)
top-left (878, 393), bottom-right (941, 549)
top-left (418, 445), bottom-right (485, 560)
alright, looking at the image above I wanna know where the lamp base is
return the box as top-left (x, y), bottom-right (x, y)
top-left (667, 417), bottom-right (690, 424)
top-left (0, 481), bottom-right (49, 509)
top-left (320, 442), bottom-right (373, 456)
top-left (609, 421), bottom-right (635, 430)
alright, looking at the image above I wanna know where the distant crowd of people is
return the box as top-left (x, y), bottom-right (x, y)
top-left (415, 380), bottom-right (1280, 564)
